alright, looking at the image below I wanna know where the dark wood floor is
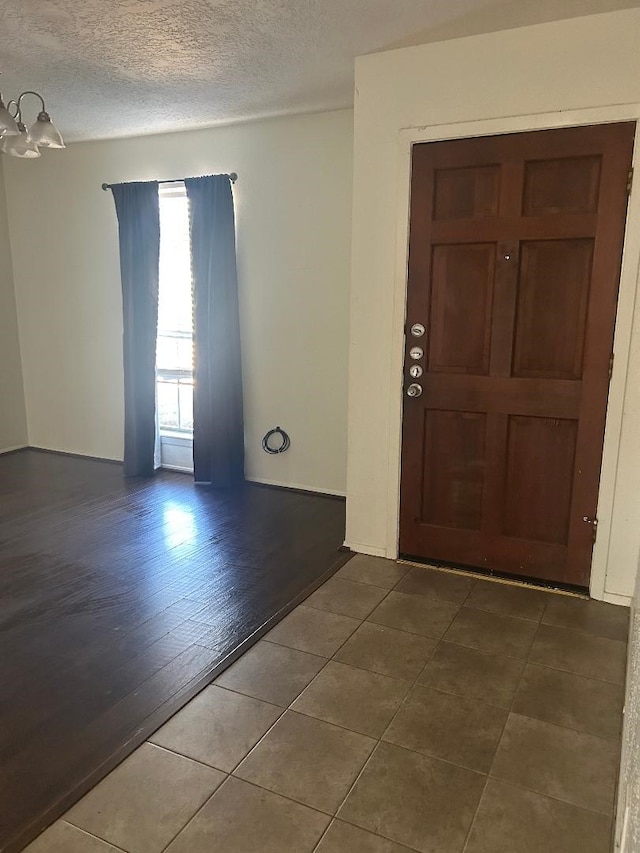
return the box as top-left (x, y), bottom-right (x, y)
top-left (0, 450), bottom-right (347, 852)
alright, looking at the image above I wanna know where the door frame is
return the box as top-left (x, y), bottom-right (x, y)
top-left (384, 105), bottom-right (640, 603)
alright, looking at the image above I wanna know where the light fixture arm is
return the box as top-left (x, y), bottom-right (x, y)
top-left (17, 90), bottom-right (47, 116)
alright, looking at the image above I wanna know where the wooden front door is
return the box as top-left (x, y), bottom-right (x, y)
top-left (399, 123), bottom-right (634, 588)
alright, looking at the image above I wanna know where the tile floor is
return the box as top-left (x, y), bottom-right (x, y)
top-left (26, 555), bottom-right (629, 853)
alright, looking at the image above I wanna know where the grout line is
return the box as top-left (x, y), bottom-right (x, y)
top-left (456, 603), bottom-right (544, 624)
top-left (59, 821), bottom-right (131, 852)
top-left (312, 816), bottom-right (426, 853)
top-left (524, 657), bottom-right (627, 689)
top-left (536, 619), bottom-right (629, 645)
top-left (474, 772), bottom-right (617, 819)
top-left (504, 707), bottom-right (623, 744)
top-left (258, 637), bottom-right (330, 659)
top-left (302, 601), bottom-right (388, 620)
top-left (434, 634), bottom-right (532, 663)
top-left (229, 770), bottom-right (340, 819)
top-left (310, 818), bottom-right (335, 852)
top-left (520, 656), bottom-right (624, 686)
top-left (460, 777), bottom-right (490, 853)
top-left (146, 739), bottom-right (236, 773)
top-left (155, 772), bottom-right (231, 853)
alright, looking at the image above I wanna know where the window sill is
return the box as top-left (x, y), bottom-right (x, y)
top-left (160, 432), bottom-right (193, 445)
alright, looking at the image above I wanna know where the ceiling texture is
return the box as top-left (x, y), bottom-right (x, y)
top-left (0, 0), bottom-right (638, 142)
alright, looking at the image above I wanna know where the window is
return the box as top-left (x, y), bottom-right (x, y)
top-left (157, 183), bottom-right (194, 470)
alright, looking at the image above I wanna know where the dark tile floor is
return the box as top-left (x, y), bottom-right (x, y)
top-left (26, 556), bottom-right (629, 853)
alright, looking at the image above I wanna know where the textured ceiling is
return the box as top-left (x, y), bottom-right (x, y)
top-left (0, 0), bottom-right (638, 142)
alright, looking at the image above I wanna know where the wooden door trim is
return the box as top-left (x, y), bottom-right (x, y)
top-left (383, 106), bottom-right (640, 602)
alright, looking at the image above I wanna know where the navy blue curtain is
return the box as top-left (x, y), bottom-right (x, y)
top-left (185, 175), bottom-right (244, 487)
top-left (110, 181), bottom-right (160, 477)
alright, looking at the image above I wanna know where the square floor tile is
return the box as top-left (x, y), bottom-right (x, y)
top-left (491, 713), bottom-right (619, 814)
top-left (512, 663), bottom-right (624, 739)
top-left (465, 581), bottom-right (549, 621)
top-left (66, 742), bottom-right (224, 853)
top-left (25, 822), bottom-right (123, 853)
top-left (418, 641), bottom-right (524, 709)
top-left (334, 622), bottom-right (437, 681)
top-left (265, 605), bottom-right (360, 657)
top-left (215, 640), bottom-right (326, 706)
top-left (316, 820), bottom-right (413, 852)
top-left (383, 685), bottom-right (507, 772)
top-left (292, 661), bottom-right (410, 737)
top-left (235, 711), bottom-right (375, 814)
top-left (529, 623), bottom-right (627, 684)
top-left (542, 596), bottom-right (629, 642)
top-left (368, 592), bottom-right (459, 639)
top-left (465, 779), bottom-right (612, 853)
top-left (305, 578), bottom-right (389, 619)
top-left (394, 567), bottom-right (474, 604)
top-left (444, 607), bottom-right (537, 658)
top-left (336, 555), bottom-right (408, 589)
top-left (166, 776), bottom-right (329, 853)
top-left (339, 742), bottom-right (485, 853)
top-left (150, 685), bottom-right (281, 771)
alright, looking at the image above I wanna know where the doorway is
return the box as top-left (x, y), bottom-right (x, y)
top-left (399, 122), bottom-right (635, 588)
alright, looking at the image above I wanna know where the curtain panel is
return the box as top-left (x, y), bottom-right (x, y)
top-left (185, 175), bottom-right (245, 487)
top-left (110, 181), bottom-right (160, 477)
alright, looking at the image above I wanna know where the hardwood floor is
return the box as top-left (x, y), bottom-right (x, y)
top-left (0, 449), bottom-right (347, 852)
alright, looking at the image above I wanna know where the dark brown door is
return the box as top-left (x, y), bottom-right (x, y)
top-left (399, 123), bottom-right (634, 588)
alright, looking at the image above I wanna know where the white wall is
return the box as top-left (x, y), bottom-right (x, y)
top-left (4, 109), bottom-right (353, 495)
top-left (346, 8), bottom-right (640, 600)
top-left (617, 553), bottom-right (640, 851)
top-left (0, 160), bottom-right (27, 452)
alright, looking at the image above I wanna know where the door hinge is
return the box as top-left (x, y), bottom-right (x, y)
top-left (628, 167), bottom-right (634, 195)
top-left (609, 352), bottom-right (614, 381)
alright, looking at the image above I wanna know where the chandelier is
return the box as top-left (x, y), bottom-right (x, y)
top-left (0, 83), bottom-right (65, 159)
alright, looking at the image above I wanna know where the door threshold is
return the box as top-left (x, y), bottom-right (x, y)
top-left (397, 556), bottom-right (589, 599)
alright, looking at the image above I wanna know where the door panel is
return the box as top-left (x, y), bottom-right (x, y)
top-left (522, 156), bottom-right (602, 216)
top-left (502, 415), bottom-right (577, 545)
top-left (421, 410), bottom-right (486, 530)
top-left (429, 244), bottom-right (494, 374)
top-left (400, 123), bottom-right (635, 587)
top-left (433, 165), bottom-right (501, 220)
top-left (513, 239), bottom-right (593, 379)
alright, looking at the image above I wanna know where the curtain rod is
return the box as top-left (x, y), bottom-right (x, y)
top-left (101, 172), bottom-right (238, 191)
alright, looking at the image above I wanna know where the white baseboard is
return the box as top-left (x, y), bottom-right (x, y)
top-left (28, 445), bottom-right (122, 463)
top-left (603, 591), bottom-right (633, 607)
top-left (0, 444), bottom-right (28, 455)
top-left (343, 541), bottom-right (388, 558)
top-left (245, 476), bottom-right (345, 498)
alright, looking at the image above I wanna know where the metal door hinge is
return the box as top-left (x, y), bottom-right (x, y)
top-left (628, 168), bottom-right (634, 194)
top-left (609, 352), bottom-right (614, 381)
